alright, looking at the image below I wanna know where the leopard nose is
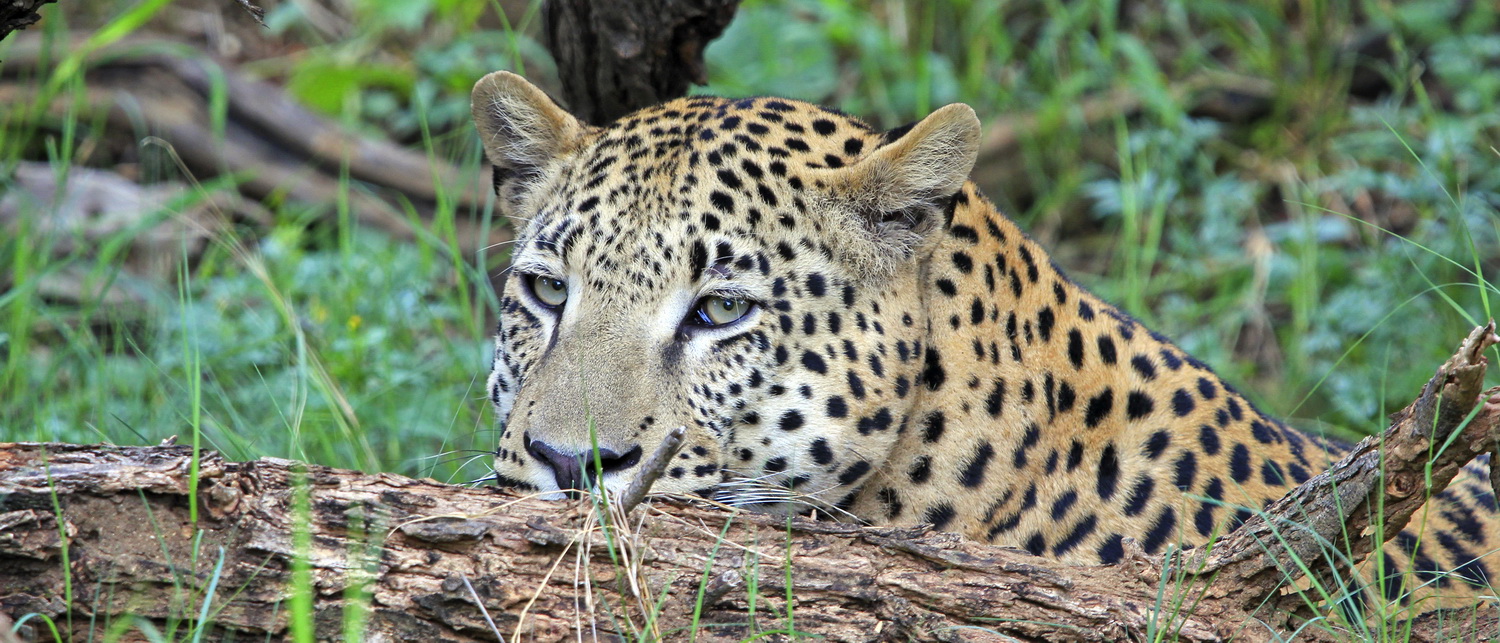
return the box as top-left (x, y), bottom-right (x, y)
top-left (525, 435), bottom-right (643, 494)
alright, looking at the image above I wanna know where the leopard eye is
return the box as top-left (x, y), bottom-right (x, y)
top-left (526, 274), bottom-right (568, 308)
top-left (690, 296), bottom-right (754, 327)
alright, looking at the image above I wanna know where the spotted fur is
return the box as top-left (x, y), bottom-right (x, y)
top-left (473, 71), bottom-right (1499, 608)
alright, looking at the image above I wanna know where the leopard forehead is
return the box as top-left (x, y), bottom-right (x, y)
top-left (511, 96), bottom-right (887, 263)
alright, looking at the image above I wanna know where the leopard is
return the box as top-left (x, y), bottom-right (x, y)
top-left (470, 70), bottom-right (1499, 612)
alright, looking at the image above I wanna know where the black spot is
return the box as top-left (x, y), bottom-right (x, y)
top-left (801, 351), bottom-right (828, 375)
top-left (1143, 430), bottom-right (1169, 459)
top-left (856, 408), bottom-right (893, 434)
top-left (1066, 441), bottom-right (1085, 471)
top-left (1014, 423), bottom-right (1040, 468)
top-left (779, 410), bottom-right (805, 431)
top-left (959, 442), bottom-right (994, 488)
top-left (843, 138), bottom-right (864, 155)
top-left (1083, 389), bottom-right (1114, 428)
top-left (811, 119), bottom-right (837, 135)
top-left (1097, 444), bottom-right (1120, 500)
top-left (1124, 477), bottom-right (1155, 516)
top-left (985, 379), bottom-right (1006, 417)
top-left (806, 273), bottom-right (827, 297)
top-left (1051, 490), bottom-right (1078, 520)
top-left (1141, 507), bottom-right (1177, 554)
top-left (935, 279), bottom-right (957, 297)
top-left (1171, 389), bottom-right (1196, 417)
top-left (1261, 459), bottom-right (1286, 486)
top-left (1126, 391), bottom-right (1154, 420)
top-left (1053, 514), bottom-right (1097, 557)
top-left (1195, 482), bottom-right (1222, 537)
top-left (1078, 300), bottom-right (1095, 320)
top-left (1250, 420), bottom-right (1276, 444)
top-left (1057, 382), bottom-right (1076, 413)
top-left (1024, 533), bottom-right (1046, 556)
top-left (710, 190), bottom-right (735, 213)
top-left (1130, 355), bottom-right (1157, 380)
top-left (951, 251), bottom-right (974, 273)
top-left (949, 225), bottom-right (980, 243)
top-left (810, 438), bottom-right (834, 465)
top-left (1098, 534), bottom-right (1125, 564)
top-left (1197, 377), bottom-right (1218, 400)
top-left (765, 457), bottom-right (787, 473)
top-left (689, 240), bottom-right (709, 280)
top-left (1067, 329), bottom-right (1085, 368)
top-left (921, 348), bottom-right (946, 391)
top-left (1037, 308), bottom-right (1055, 342)
top-left (1198, 425), bottom-right (1221, 455)
top-left (920, 411), bottom-right (946, 443)
top-left (1173, 451), bottom-right (1198, 490)
top-left (909, 456), bottom-right (932, 484)
top-left (1229, 444), bottom-right (1251, 483)
top-left (1096, 336), bottom-right (1118, 364)
top-left (1227, 397), bottom-right (1244, 421)
top-left (924, 503), bottom-right (956, 531)
top-left (838, 460), bottom-right (871, 485)
top-left (826, 396), bottom-right (848, 418)
top-left (848, 371), bottom-right (867, 398)
top-left (1160, 349), bottom-right (1183, 370)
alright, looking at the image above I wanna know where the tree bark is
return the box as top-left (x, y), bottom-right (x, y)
top-left (2, 324), bottom-right (1498, 642)
top-left (542, 0), bottom-right (740, 124)
top-left (0, 0), bottom-right (55, 42)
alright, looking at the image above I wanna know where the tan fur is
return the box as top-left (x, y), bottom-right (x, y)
top-left (474, 73), bottom-right (1500, 615)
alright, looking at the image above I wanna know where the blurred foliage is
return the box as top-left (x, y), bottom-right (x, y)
top-left (0, 0), bottom-right (1496, 480)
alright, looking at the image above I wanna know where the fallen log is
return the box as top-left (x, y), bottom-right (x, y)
top-left (1, 324), bottom-right (1497, 642)
top-left (0, 32), bottom-right (509, 258)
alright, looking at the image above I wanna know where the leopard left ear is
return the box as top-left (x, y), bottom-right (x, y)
top-left (472, 71), bottom-right (588, 215)
top-left (819, 103), bottom-right (980, 237)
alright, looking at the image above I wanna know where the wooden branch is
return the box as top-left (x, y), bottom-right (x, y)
top-left (0, 33), bottom-right (509, 258)
top-left (542, 0), bottom-right (741, 123)
top-left (2, 325), bottom-right (1497, 642)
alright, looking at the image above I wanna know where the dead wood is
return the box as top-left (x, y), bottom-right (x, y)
top-left (0, 0), bottom-right (55, 42)
top-left (0, 32), bottom-right (508, 258)
top-left (1, 324), bottom-right (1497, 642)
top-left (0, 161), bottom-right (272, 308)
top-left (542, 0), bottom-right (740, 123)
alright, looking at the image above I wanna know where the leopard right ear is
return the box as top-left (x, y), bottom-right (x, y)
top-left (471, 71), bottom-right (588, 214)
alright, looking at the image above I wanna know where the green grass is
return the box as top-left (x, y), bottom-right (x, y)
top-left (3, 0), bottom-right (1499, 640)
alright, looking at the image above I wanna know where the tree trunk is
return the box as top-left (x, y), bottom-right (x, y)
top-left (0, 0), bottom-right (55, 42)
top-left (2, 324), bottom-right (1498, 642)
top-left (542, 0), bottom-right (740, 124)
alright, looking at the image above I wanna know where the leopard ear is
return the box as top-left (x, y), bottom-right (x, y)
top-left (819, 103), bottom-right (980, 257)
top-left (471, 71), bottom-right (588, 214)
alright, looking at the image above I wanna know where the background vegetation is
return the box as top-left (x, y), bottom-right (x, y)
top-left (1, 0), bottom-right (1497, 488)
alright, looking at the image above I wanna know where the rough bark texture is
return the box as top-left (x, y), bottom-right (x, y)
top-left (542, 0), bottom-right (740, 124)
top-left (1, 325), bottom-right (1498, 642)
top-left (0, 0), bottom-right (54, 42)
